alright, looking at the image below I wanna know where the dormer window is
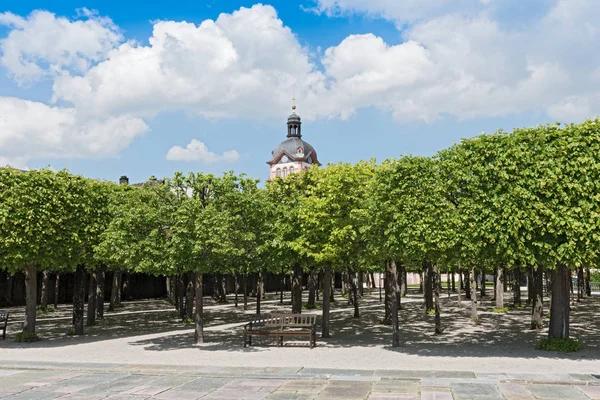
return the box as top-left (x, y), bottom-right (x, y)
top-left (297, 147), bottom-right (303, 156)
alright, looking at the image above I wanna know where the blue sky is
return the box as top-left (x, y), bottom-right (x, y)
top-left (0, 0), bottom-right (597, 184)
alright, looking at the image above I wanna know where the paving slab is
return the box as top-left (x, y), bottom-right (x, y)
top-left (451, 382), bottom-right (503, 400)
top-left (577, 385), bottom-right (600, 400)
top-left (420, 392), bottom-right (453, 400)
top-left (527, 384), bottom-right (589, 400)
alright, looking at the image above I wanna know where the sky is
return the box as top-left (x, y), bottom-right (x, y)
top-left (1, 0), bottom-right (599, 184)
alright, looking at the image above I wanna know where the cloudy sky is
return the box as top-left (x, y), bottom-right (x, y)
top-left (1, 0), bottom-right (598, 183)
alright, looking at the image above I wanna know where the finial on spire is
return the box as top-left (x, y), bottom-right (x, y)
top-left (292, 95), bottom-right (296, 113)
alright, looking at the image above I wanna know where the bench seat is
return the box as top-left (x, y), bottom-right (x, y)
top-left (243, 313), bottom-right (317, 348)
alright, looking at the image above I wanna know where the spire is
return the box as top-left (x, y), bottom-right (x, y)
top-left (287, 96), bottom-right (302, 138)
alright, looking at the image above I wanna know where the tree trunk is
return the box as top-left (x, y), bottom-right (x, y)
top-left (495, 266), bottom-right (504, 309)
top-left (387, 260), bottom-right (400, 347)
top-left (243, 273), bottom-right (248, 311)
top-left (322, 266), bottom-right (332, 338)
top-left (72, 265), bottom-right (85, 335)
top-left (585, 268), bottom-right (592, 297)
top-left (424, 261), bottom-right (433, 313)
top-left (330, 273), bottom-right (335, 302)
top-left (531, 266), bottom-right (544, 330)
top-left (470, 267), bottom-right (478, 321)
top-left (280, 273), bottom-right (284, 304)
top-left (194, 273), bottom-right (204, 344)
top-left (419, 271), bottom-right (424, 294)
top-left (316, 272), bottom-right (321, 301)
top-left (185, 272), bottom-right (194, 320)
top-left (292, 264), bottom-right (303, 314)
top-left (434, 264), bottom-right (442, 334)
top-left (457, 266), bottom-right (462, 307)
top-left (577, 267), bottom-right (584, 302)
top-left (122, 273), bottom-right (130, 302)
top-left (234, 275), bottom-right (239, 307)
top-left (396, 264), bottom-right (402, 310)
top-left (87, 272), bottom-right (97, 326)
top-left (308, 269), bottom-right (316, 309)
top-left (53, 273), bottom-right (59, 309)
top-left (219, 275), bottom-right (227, 303)
top-left (527, 268), bottom-right (533, 305)
top-left (349, 270), bottom-right (360, 318)
top-left (176, 274), bottom-right (184, 319)
top-left (548, 265), bottom-right (570, 338)
top-left (513, 267), bottom-right (521, 306)
top-left (96, 269), bottom-right (104, 319)
top-left (384, 270), bottom-right (391, 322)
top-left (166, 276), bottom-right (172, 304)
top-left (256, 271), bottom-right (263, 315)
top-left (402, 269), bottom-right (408, 297)
top-left (40, 271), bottom-right (49, 309)
top-left (452, 272), bottom-right (456, 292)
top-left (446, 271), bottom-right (451, 298)
top-left (358, 271), bottom-right (364, 298)
top-left (480, 269), bottom-right (486, 298)
top-left (173, 275), bottom-right (180, 310)
top-left (23, 264), bottom-right (37, 333)
top-left (464, 271), bottom-right (471, 299)
top-left (116, 270), bottom-right (122, 306)
top-left (108, 270), bottom-right (120, 312)
top-left (371, 272), bottom-right (376, 289)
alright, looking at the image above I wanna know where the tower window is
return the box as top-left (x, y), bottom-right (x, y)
top-left (276, 168), bottom-right (281, 177)
top-left (290, 166), bottom-right (294, 174)
top-left (297, 147), bottom-right (303, 155)
top-left (283, 167), bottom-right (288, 177)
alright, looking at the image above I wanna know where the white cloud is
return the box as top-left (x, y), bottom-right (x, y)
top-left (51, 4), bottom-right (327, 121)
top-left (166, 139), bottom-right (239, 164)
top-left (0, 97), bottom-right (147, 166)
top-left (0, 8), bottom-right (122, 84)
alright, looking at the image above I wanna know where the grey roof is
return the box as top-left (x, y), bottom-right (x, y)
top-left (271, 136), bottom-right (319, 164)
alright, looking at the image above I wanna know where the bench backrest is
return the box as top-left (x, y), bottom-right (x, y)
top-left (0, 312), bottom-right (8, 323)
top-left (273, 313), bottom-right (317, 327)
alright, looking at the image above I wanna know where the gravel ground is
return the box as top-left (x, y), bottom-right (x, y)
top-left (1, 291), bottom-right (599, 374)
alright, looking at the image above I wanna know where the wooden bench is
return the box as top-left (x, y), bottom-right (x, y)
top-left (243, 313), bottom-right (317, 348)
top-left (0, 311), bottom-right (8, 340)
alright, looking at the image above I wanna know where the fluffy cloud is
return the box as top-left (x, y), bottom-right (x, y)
top-left (166, 139), bottom-right (239, 164)
top-left (0, 97), bottom-right (147, 166)
top-left (0, 9), bottom-right (122, 84)
top-left (51, 5), bottom-right (326, 121)
top-left (315, 0), bottom-right (600, 121)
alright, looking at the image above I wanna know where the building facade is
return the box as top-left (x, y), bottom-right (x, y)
top-left (267, 102), bottom-right (320, 179)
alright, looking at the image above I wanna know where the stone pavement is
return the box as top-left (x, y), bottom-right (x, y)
top-left (0, 361), bottom-right (599, 399)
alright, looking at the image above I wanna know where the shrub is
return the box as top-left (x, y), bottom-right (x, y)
top-left (36, 306), bottom-right (55, 313)
top-left (184, 318), bottom-right (194, 324)
top-left (66, 328), bottom-right (76, 336)
top-left (14, 332), bottom-right (40, 342)
top-left (426, 309), bottom-right (435, 316)
top-left (493, 307), bottom-right (509, 313)
top-left (537, 337), bottom-right (582, 353)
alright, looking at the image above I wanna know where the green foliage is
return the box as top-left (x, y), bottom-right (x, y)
top-left (537, 337), bottom-right (582, 352)
top-left (492, 307), bottom-right (509, 313)
top-left (14, 332), bottom-right (40, 342)
top-left (36, 306), bottom-right (55, 313)
top-left (66, 328), bottom-right (76, 336)
top-left (184, 318), bottom-right (194, 324)
top-left (426, 309), bottom-right (436, 316)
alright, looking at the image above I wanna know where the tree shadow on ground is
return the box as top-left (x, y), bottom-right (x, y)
top-left (3, 290), bottom-right (600, 363)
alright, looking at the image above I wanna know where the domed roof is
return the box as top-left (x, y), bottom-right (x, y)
top-left (271, 136), bottom-right (318, 164)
